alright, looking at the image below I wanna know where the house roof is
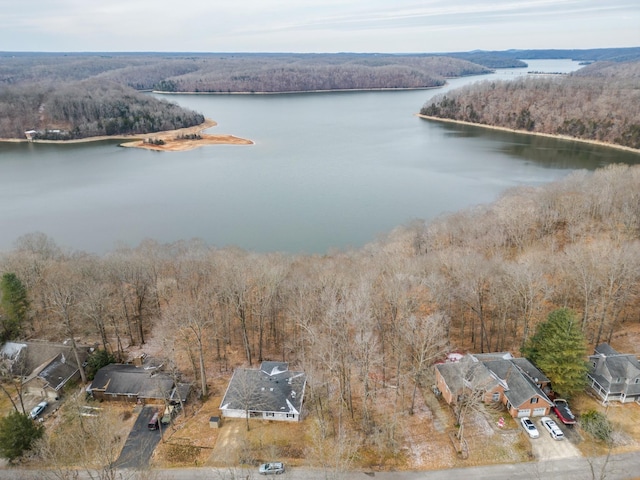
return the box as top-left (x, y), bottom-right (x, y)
top-left (590, 343), bottom-right (640, 391)
top-left (1, 341), bottom-right (91, 377)
top-left (90, 364), bottom-right (176, 400)
top-left (482, 359), bottom-right (552, 408)
top-left (594, 343), bottom-right (620, 356)
top-left (220, 362), bottom-right (306, 416)
top-left (24, 352), bottom-right (80, 391)
top-left (438, 353), bottom-right (552, 409)
top-left (511, 357), bottom-right (550, 384)
top-left (436, 357), bottom-right (500, 396)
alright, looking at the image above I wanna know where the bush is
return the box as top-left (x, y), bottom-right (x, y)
top-left (581, 410), bottom-right (613, 443)
top-left (85, 349), bottom-right (116, 380)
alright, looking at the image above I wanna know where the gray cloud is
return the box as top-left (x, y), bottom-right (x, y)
top-left (0, 0), bottom-right (638, 52)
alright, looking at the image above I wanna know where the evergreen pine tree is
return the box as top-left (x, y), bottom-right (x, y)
top-left (0, 273), bottom-right (29, 341)
top-left (522, 308), bottom-right (588, 398)
top-left (0, 411), bottom-right (44, 462)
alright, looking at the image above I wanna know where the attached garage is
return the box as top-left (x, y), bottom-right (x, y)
top-left (532, 407), bottom-right (547, 417)
top-left (517, 409), bottom-right (531, 418)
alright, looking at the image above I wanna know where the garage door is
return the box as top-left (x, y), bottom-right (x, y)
top-left (532, 407), bottom-right (547, 417)
top-left (517, 409), bottom-right (531, 418)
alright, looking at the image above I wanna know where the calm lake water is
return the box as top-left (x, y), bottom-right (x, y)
top-left (1, 60), bottom-right (639, 254)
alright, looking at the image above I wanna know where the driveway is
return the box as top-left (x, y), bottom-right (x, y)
top-left (528, 417), bottom-right (581, 460)
top-left (112, 405), bottom-right (163, 469)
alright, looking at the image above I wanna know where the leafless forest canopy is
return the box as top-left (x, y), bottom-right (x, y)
top-left (420, 60), bottom-right (640, 149)
top-left (0, 52), bottom-right (493, 139)
top-left (2, 164), bottom-right (639, 442)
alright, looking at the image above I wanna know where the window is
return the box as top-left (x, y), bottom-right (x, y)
top-left (265, 412), bottom-right (275, 417)
top-left (492, 392), bottom-right (500, 402)
top-left (286, 413), bottom-right (296, 419)
top-left (531, 397), bottom-right (538, 404)
top-left (634, 378), bottom-right (640, 384)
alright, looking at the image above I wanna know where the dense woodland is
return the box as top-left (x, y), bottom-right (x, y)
top-left (420, 60), bottom-right (640, 149)
top-left (2, 49), bottom-right (638, 140)
top-left (0, 80), bottom-right (205, 139)
top-left (1, 164), bottom-right (639, 452)
top-left (0, 53), bottom-right (494, 139)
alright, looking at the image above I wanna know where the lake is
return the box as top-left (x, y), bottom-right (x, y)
top-left (1, 59), bottom-right (639, 254)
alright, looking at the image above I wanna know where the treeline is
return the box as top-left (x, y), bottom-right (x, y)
top-left (420, 60), bottom-right (640, 149)
top-left (0, 80), bottom-right (205, 139)
top-left (0, 52), bottom-right (494, 139)
top-left (0, 53), bottom-right (493, 93)
top-left (1, 164), bottom-right (639, 448)
top-left (444, 47), bottom-right (640, 65)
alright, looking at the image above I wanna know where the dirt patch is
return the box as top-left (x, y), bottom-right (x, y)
top-left (152, 397), bottom-right (222, 467)
top-left (572, 393), bottom-right (640, 456)
top-left (119, 118), bottom-right (253, 151)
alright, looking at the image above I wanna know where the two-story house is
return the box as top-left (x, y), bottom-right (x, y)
top-left (588, 343), bottom-right (640, 404)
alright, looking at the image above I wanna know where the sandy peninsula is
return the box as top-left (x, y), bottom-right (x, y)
top-left (0, 118), bottom-right (253, 151)
top-left (119, 118), bottom-right (253, 151)
top-left (417, 114), bottom-right (640, 154)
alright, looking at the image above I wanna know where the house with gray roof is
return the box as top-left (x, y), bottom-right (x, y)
top-left (588, 343), bottom-right (640, 404)
top-left (1, 341), bottom-right (91, 400)
top-left (220, 361), bottom-right (306, 422)
top-left (89, 363), bottom-right (190, 404)
top-left (434, 352), bottom-right (553, 418)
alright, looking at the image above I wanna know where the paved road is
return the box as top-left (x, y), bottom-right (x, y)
top-left (2, 452), bottom-right (639, 480)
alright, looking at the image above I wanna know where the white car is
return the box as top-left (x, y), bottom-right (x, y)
top-left (259, 462), bottom-right (285, 475)
top-left (520, 417), bottom-right (539, 438)
top-left (30, 401), bottom-right (48, 419)
top-left (541, 416), bottom-right (564, 440)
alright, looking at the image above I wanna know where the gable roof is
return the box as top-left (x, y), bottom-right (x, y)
top-left (220, 362), bottom-right (306, 416)
top-left (437, 353), bottom-right (552, 409)
top-left (590, 343), bottom-right (640, 396)
top-left (482, 359), bottom-right (552, 408)
top-left (1, 341), bottom-right (90, 377)
top-left (24, 352), bottom-right (80, 391)
top-left (90, 364), bottom-right (175, 400)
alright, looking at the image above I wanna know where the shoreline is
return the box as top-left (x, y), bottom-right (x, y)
top-left (0, 118), bottom-right (253, 152)
top-left (416, 114), bottom-right (640, 154)
top-left (153, 85), bottom-right (444, 95)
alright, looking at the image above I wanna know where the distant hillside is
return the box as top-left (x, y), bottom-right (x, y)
top-left (0, 80), bottom-right (205, 139)
top-left (440, 47), bottom-right (640, 67)
top-left (0, 52), bottom-right (492, 93)
top-left (420, 60), bottom-right (640, 150)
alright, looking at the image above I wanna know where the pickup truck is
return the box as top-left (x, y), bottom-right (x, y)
top-left (552, 399), bottom-right (576, 425)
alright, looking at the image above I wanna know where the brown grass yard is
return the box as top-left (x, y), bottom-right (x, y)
top-left (149, 381), bottom-right (530, 472)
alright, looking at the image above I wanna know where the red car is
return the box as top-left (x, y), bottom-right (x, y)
top-left (552, 399), bottom-right (576, 425)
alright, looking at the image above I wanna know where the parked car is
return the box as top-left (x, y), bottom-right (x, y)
top-left (148, 411), bottom-right (160, 430)
top-left (520, 416), bottom-right (539, 438)
top-left (30, 401), bottom-right (48, 420)
top-left (541, 416), bottom-right (565, 440)
top-left (552, 399), bottom-right (576, 425)
top-left (259, 462), bottom-right (285, 475)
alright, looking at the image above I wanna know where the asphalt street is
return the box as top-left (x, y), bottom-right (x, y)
top-left (2, 452), bottom-right (639, 480)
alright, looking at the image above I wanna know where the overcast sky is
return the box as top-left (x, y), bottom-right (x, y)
top-left (1, 0), bottom-right (638, 53)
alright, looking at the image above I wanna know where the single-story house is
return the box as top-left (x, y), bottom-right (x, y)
top-left (1, 341), bottom-right (91, 399)
top-left (435, 352), bottom-right (553, 418)
top-left (588, 343), bottom-right (640, 404)
top-left (22, 352), bottom-right (81, 400)
top-left (220, 361), bottom-right (306, 422)
top-left (89, 363), bottom-right (190, 404)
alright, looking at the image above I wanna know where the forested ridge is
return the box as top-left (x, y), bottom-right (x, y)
top-left (1, 164), bottom-right (639, 452)
top-left (0, 80), bottom-right (205, 139)
top-left (0, 52), bottom-right (493, 139)
top-left (420, 60), bottom-right (640, 149)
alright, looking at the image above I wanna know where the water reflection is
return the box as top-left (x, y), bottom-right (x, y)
top-left (434, 122), bottom-right (640, 170)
